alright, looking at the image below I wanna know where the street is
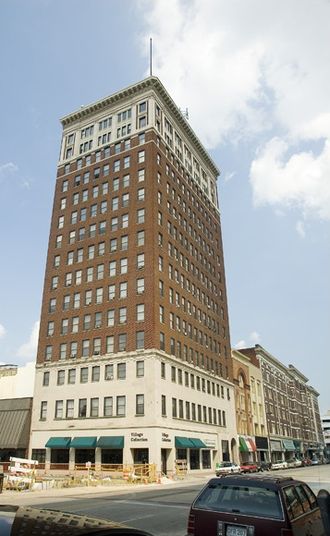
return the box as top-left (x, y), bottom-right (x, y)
top-left (1, 465), bottom-right (330, 536)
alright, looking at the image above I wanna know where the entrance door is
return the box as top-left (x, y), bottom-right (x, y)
top-left (161, 448), bottom-right (168, 474)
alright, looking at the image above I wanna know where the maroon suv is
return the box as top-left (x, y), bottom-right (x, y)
top-left (187, 474), bottom-right (325, 535)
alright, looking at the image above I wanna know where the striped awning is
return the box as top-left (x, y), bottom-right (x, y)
top-left (239, 436), bottom-right (256, 452)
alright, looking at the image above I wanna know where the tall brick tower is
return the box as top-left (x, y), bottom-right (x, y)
top-left (30, 77), bottom-right (236, 473)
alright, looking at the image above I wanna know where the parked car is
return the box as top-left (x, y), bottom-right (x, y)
top-left (240, 461), bottom-right (258, 473)
top-left (215, 461), bottom-right (241, 477)
top-left (286, 458), bottom-right (302, 468)
top-left (271, 460), bottom-right (288, 470)
top-left (302, 458), bottom-right (312, 466)
top-left (256, 461), bottom-right (271, 472)
top-left (187, 474), bottom-right (325, 535)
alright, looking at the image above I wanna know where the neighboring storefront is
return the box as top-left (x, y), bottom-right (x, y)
top-left (0, 397), bottom-right (32, 461)
top-left (282, 439), bottom-right (296, 461)
top-left (238, 435), bottom-right (257, 462)
top-left (270, 439), bottom-right (284, 462)
top-left (255, 436), bottom-right (269, 462)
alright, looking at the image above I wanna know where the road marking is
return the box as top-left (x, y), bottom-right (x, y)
top-left (121, 514), bottom-right (155, 523)
top-left (115, 499), bottom-right (188, 509)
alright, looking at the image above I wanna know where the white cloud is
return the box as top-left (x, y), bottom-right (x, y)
top-left (16, 321), bottom-right (39, 360)
top-left (0, 324), bottom-right (6, 339)
top-left (234, 331), bottom-right (261, 349)
top-left (138, 0), bottom-right (330, 220)
top-left (234, 340), bottom-right (246, 349)
top-left (0, 162), bottom-right (18, 180)
top-left (250, 138), bottom-right (330, 220)
top-left (296, 220), bottom-right (306, 239)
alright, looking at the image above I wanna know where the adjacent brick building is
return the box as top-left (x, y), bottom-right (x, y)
top-left (29, 77), bottom-right (237, 473)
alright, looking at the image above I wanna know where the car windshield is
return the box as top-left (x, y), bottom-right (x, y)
top-left (194, 482), bottom-right (283, 520)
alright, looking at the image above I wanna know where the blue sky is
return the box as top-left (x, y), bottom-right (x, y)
top-left (0, 0), bottom-right (329, 412)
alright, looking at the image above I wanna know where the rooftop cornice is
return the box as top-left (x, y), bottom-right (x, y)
top-left (60, 76), bottom-right (220, 177)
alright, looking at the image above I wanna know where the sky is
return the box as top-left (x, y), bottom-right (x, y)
top-left (0, 0), bottom-right (329, 412)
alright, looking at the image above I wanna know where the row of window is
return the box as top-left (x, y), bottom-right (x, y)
top-left (43, 361), bottom-right (144, 387)
top-left (44, 331), bottom-right (145, 360)
top-left (164, 363), bottom-right (230, 399)
top-left (47, 303), bottom-right (145, 336)
top-left (168, 396), bottom-right (226, 426)
top-left (58, 190), bottom-right (145, 228)
top-left (54, 230), bottom-right (145, 269)
top-left (50, 253), bottom-right (145, 289)
top-left (48, 278), bottom-right (144, 313)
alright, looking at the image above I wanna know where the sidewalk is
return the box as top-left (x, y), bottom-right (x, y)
top-left (0, 470), bottom-right (214, 506)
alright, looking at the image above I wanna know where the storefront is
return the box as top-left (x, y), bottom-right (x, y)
top-left (239, 435), bottom-right (257, 462)
top-left (282, 439), bottom-right (296, 461)
top-left (97, 436), bottom-right (124, 465)
top-left (45, 437), bottom-right (71, 465)
top-left (255, 436), bottom-right (269, 462)
top-left (270, 439), bottom-right (284, 463)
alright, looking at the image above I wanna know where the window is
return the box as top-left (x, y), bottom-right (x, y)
top-left (104, 396), bottom-right (113, 416)
top-left (136, 361), bottom-right (144, 377)
top-left (136, 394), bottom-right (144, 415)
top-left (90, 398), bottom-right (99, 417)
top-left (137, 253), bottom-right (145, 269)
top-left (55, 400), bottom-right (63, 419)
top-left (121, 213), bottom-right (129, 228)
top-left (107, 309), bottom-right (115, 327)
top-left (136, 330), bottom-right (145, 349)
top-left (109, 261), bottom-right (116, 277)
top-left (80, 367), bottom-right (88, 383)
top-left (122, 192), bottom-right (129, 207)
top-left (138, 150), bottom-right (145, 163)
top-left (57, 370), bottom-right (65, 385)
top-left (40, 401), bottom-right (47, 420)
top-left (97, 263), bottom-right (104, 279)
top-left (138, 169), bottom-right (145, 182)
top-left (136, 304), bottom-right (145, 322)
top-left (72, 316), bottom-right (79, 333)
top-left (60, 343), bottom-right (67, 360)
top-left (118, 333), bottom-right (127, 351)
top-left (111, 216), bottom-right (118, 230)
top-left (123, 155), bottom-right (130, 168)
top-left (70, 341), bottom-right (78, 358)
top-left (82, 339), bottom-right (90, 357)
top-left (119, 281), bottom-right (128, 299)
top-left (53, 255), bottom-right (60, 268)
top-left (123, 173), bottom-right (130, 188)
top-left (116, 394), bottom-right (126, 417)
top-left (51, 276), bottom-right (58, 289)
top-left (120, 257), bottom-right (128, 274)
top-left (110, 238), bottom-right (117, 253)
top-left (137, 208), bottom-right (145, 224)
top-left (108, 284), bottom-right (115, 300)
top-left (79, 398), bottom-right (87, 418)
top-left (66, 399), bottom-right (74, 418)
top-left (43, 372), bottom-right (50, 386)
top-left (121, 235), bottom-right (128, 250)
top-left (61, 318), bottom-right (69, 335)
top-left (92, 365), bottom-right (100, 382)
top-left (68, 369), bottom-right (76, 384)
top-left (136, 278), bottom-right (144, 295)
top-left (137, 188), bottom-right (145, 201)
top-left (47, 321), bottom-right (54, 336)
top-left (137, 230), bottom-right (145, 246)
top-left (161, 395), bottom-right (166, 416)
top-left (117, 363), bottom-right (126, 379)
top-left (106, 335), bottom-right (114, 354)
top-left (172, 398), bottom-right (177, 418)
top-left (105, 364), bottom-right (114, 380)
top-left (160, 332), bottom-right (165, 351)
top-left (119, 306), bottom-right (127, 324)
top-left (83, 312), bottom-right (91, 330)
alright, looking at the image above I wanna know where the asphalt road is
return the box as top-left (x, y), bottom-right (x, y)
top-left (3, 465), bottom-right (330, 536)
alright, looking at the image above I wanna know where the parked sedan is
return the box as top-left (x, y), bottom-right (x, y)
top-left (240, 462), bottom-right (258, 473)
top-left (215, 461), bottom-right (241, 477)
top-left (271, 460), bottom-right (288, 470)
top-left (187, 474), bottom-right (325, 535)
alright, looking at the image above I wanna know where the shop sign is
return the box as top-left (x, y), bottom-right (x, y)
top-left (130, 432), bottom-right (148, 442)
top-left (161, 432), bottom-right (171, 443)
top-left (203, 439), bottom-right (216, 448)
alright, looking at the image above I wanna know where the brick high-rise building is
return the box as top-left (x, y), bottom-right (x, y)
top-left (30, 77), bottom-right (237, 474)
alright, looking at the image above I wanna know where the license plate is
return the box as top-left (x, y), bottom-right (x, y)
top-left (226, 526), bottom-right (247, 536)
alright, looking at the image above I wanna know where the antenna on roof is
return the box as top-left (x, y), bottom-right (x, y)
top-left (150, 37), bottom-right (153, 76)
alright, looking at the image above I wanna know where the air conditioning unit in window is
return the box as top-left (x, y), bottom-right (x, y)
top-left (107, 375), bottom-right (114, 380)
top-left (86, 300), bottom-right (92, 305)
top-left (70, 353), bottom-right (77, 358)
top-left (93, 351), bottom-right (100, 356)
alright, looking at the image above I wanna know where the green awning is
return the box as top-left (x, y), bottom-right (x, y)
top-left (70, 436), bottom-right (97, 448)
top-left (45, 437), bottom-right (71, 448)
top-left (175, 436), bottom-right (194, 448)
top-left (189, 438), bottom-right (207, 448)
top-left (239, 436), bottom-right (249, 452)
top-left (282, 439), bottom-right (296, 451)
top-left (97, 436), bottom-right (124, 448)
